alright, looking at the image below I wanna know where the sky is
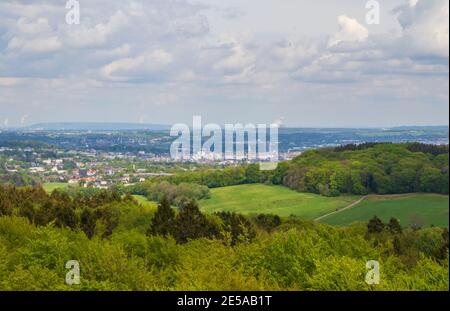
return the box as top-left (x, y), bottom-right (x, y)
top-left (0, 0), bottom-right (448, 128)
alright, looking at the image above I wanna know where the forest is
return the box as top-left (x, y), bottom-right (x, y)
top-left (0, 185), bottom-right (448, 290)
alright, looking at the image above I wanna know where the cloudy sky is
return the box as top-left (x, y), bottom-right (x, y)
top-left (0, 0), bottom-right (448, 127)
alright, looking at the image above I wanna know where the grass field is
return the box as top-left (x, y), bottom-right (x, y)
top-left (43, 182), bottom-right (449, 228)
top-left (132, 195), bottom-right (158, 211)
top-left (320, 194), bottom-right (449, 228)
top-left (42, 182), bottom-right (70, 193)
top-left (200, 184), bottom-right (361, 219)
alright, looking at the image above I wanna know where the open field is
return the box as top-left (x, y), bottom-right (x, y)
top-left (42, 183), bottom-right (449, 228)
top-left (320, 194), bottom-right (449, 227)
top-left (132, 195), bottom-right (158, 210)
top-left (200, 184), bottom-right (449, 228)
top-left (200, 184), bottom-right (361, 219)
top-left (42, 182), bottom-right (70, 193)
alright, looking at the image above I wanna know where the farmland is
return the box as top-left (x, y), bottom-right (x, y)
top-left (200, 184), bottom-right (361, 219)
top-left (320, 194), bottom-right (449, 227)
top-left (200, 185), bottom-right (449, 228)
top-left (43, 182), bottom-right (449, 228)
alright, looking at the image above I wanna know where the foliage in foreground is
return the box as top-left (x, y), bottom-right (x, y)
top-left (0, 212), bottom-right (448, 291)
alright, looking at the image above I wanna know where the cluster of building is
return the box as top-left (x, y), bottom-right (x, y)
top-left (1, 145), bottom-right (300, 189)
top-left (1, 147), bottom-right (175, 188)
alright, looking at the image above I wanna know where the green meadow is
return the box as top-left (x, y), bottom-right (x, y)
top-left (132, 195), bottom-right (158, 210)
top-left (200, 184), bottom-right (361, 219)
top-left (43, 182), bottom-right (449, 228)
top-left (320, 194), bottom-right (449, 227)
top-left (42, 182), bottom-right (70, 193)
top-left (200, 184), bottom-right (449, 228)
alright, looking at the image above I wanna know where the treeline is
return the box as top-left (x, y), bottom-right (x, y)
top-left (148, 197), bottom-right (254, 245)
top-left (0, 185), bottom-right (135, 239)
top-left (284, 143), bottom-right (449, 196)
top-left (146, 196), bottom-right (282, 245)
top-left (366, 216), bottom-right (449, 266)
top-left (130, 181), bottom-right (210, 207)
top-left (145, 163), bottom-right (289, 189)
top-left (334, 142), bottom-right (449, 155)
top-left (333, 142), bottom-right (385, 152)
top-left (406, 142), bottom-right (449, 156)
top-left (147, 143), bottom-right (448, 197)
top-left (0, 172), bottom-right (41, 187)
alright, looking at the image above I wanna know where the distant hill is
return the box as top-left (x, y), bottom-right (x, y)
top-left (27, 122), bottom-right (171, 131)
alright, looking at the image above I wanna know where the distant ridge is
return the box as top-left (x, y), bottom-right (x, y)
top-left (5, 123), bottom-right (447, 132)
top-left (27, 122), bottom-right (171, 131)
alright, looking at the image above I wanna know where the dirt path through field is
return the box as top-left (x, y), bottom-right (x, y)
top-left (314, 196), bottom-right (368, 222)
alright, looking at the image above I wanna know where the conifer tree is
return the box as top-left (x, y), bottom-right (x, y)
top-left (367, 216), bottom-right (385, 234)
top-left (147, 196), bottom-right (175, 237)
top-left (387, 217), bottom-right (402, 234)
top-left (173, 200), bottom-right (218, 244)
top-left (81, 207), bottom-right (96, 239)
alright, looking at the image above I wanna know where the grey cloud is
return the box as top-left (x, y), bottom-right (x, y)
top-left (0, 0), bottom-right (448, 127)
top-left (220, 7), bottom-right (246, 20)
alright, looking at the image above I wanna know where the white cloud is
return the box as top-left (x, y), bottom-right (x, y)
top-left (101, 49), bottom-right (173, 81)
top-left (291, 0), bottom-right (449, 83)
top-left (7, 35), bottom-right (62, 53)
top-left (213, 44), bottom-right (255, 75)
top-left (270, 39), bottom-right (321, 71)
top-left (328, 15), bottom-right (369, 47)
top-left (93, 44), bottom-right (131, 58)
top-left (66, 10), bottom-right (129, 48)
top-left (16, 17), bottom-right (51, 35)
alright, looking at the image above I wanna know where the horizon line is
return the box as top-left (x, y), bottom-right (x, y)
top-left (0, 122), bottom-right (449, 131)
